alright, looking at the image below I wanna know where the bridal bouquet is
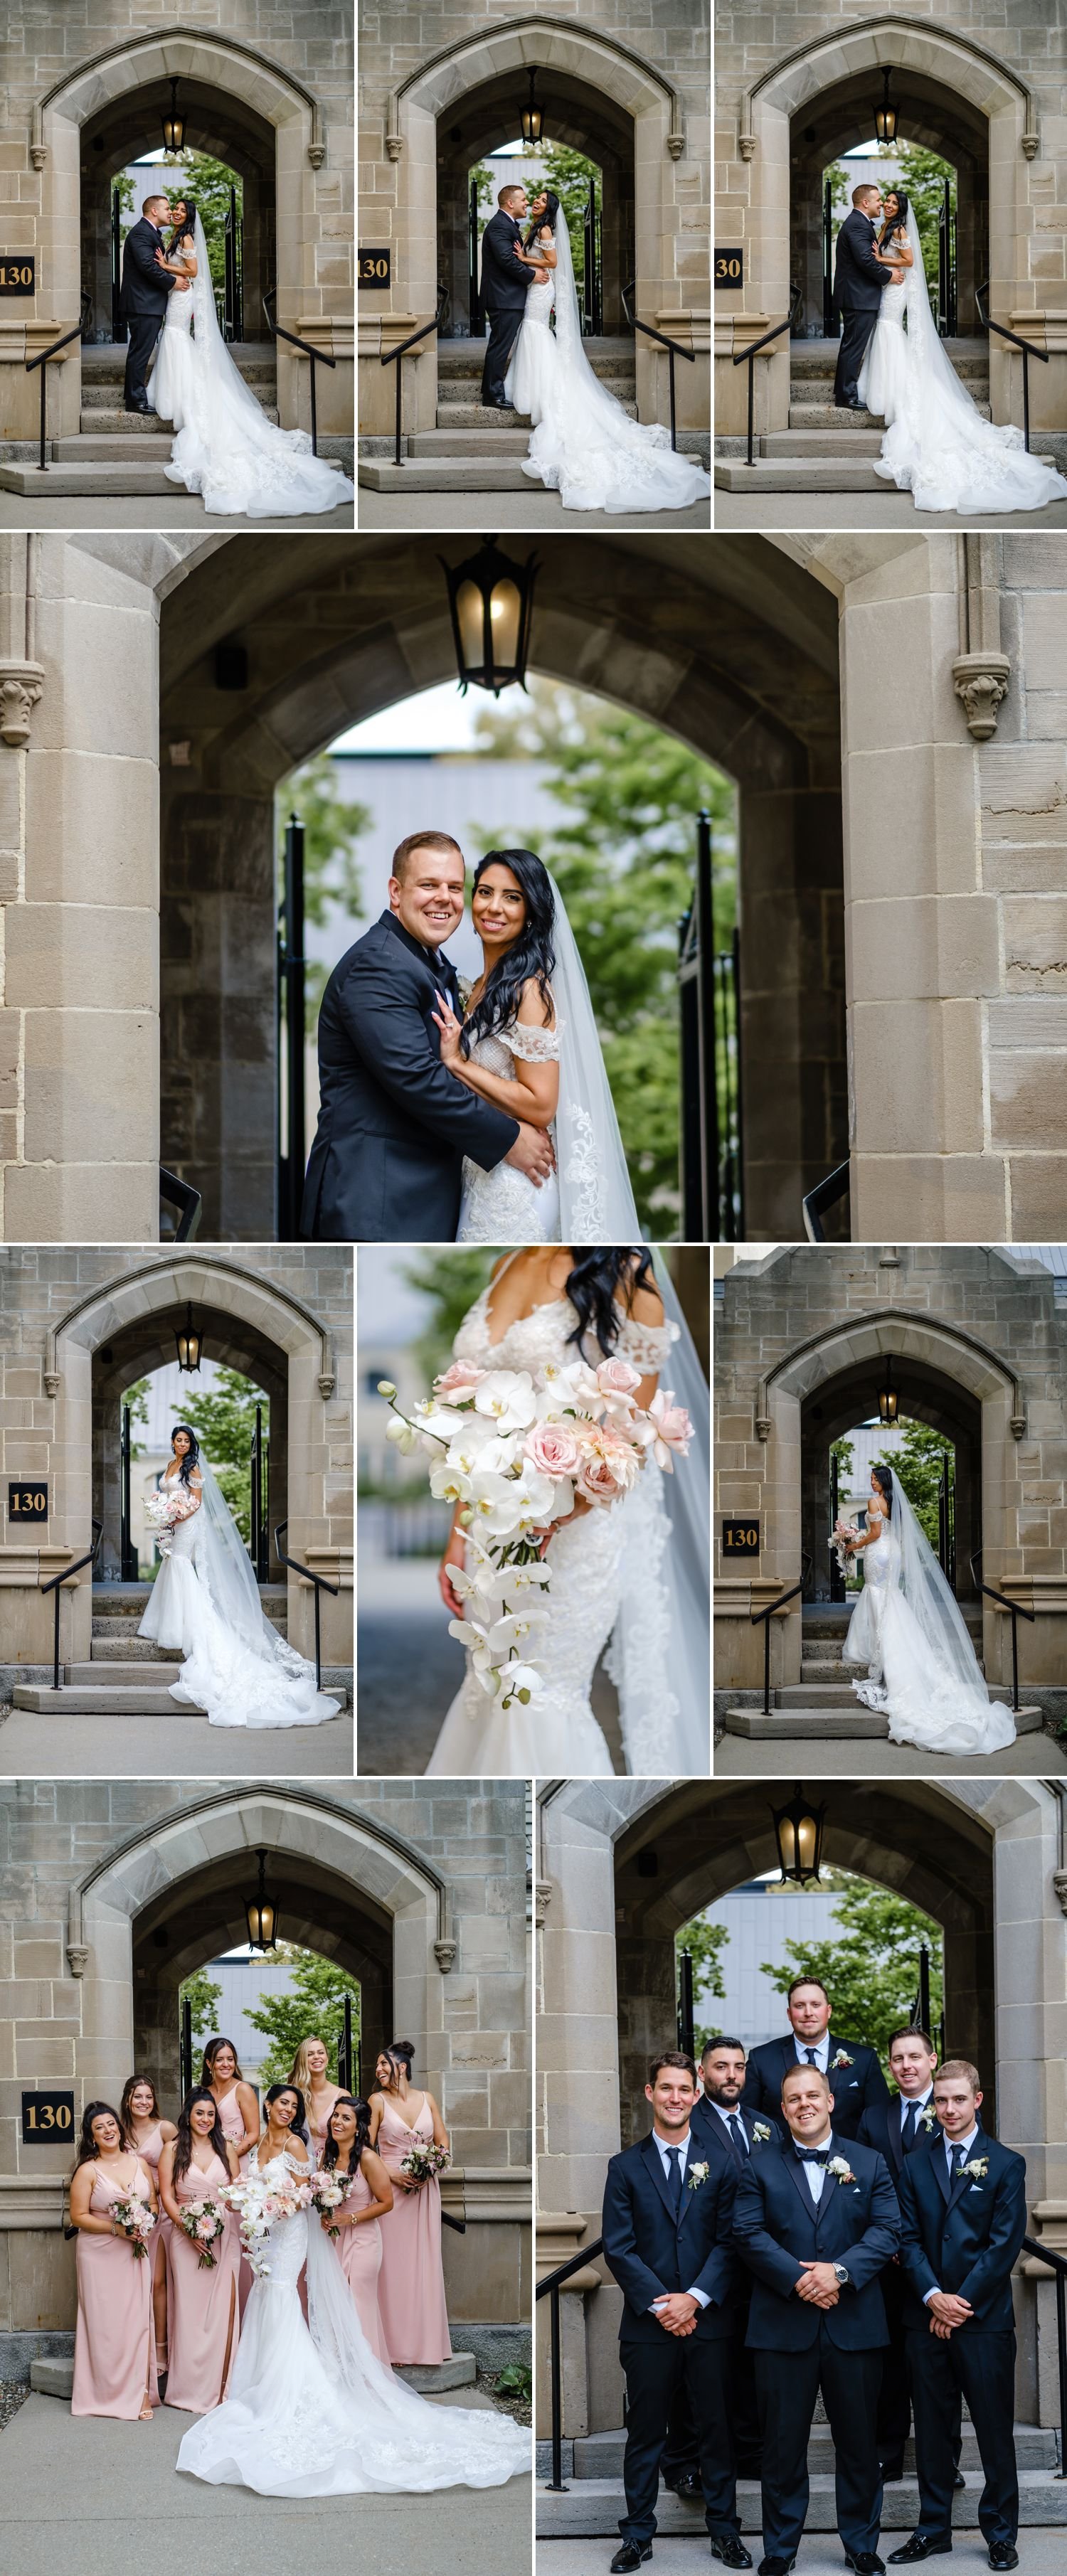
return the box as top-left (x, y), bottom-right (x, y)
top-left (222, 2168), bottom-right (312, 2279)
top-left (110, 2198), bottom-right (156, 2260)
top-left (145, 1486), bottom-right (184, 1558)
top-left (178, 2197), bottom-right (228, 2269)
top-left (399, 2141), bottom-right (450, 2188)
top-left (831, 1515), bottom-right (860, 1577)
top-left (378, 1357), bottom-right (692, 1709)
top-left (308, 2168), bottom-right (353, 2238)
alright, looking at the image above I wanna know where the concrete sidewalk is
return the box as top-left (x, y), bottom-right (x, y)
top-left (713, 488), bottom-right (1067, 528)
top-left (3, 2392), bottom-right (531, 2570)
top-left (0, 1707), bottom-right (354, 1777)
top-left (713, 1730), bottom-right (1067, 1777)
top-left (538, 2543), bottom-right (1066, 2576)
top-left (358, 487), bottom-right (710, 530)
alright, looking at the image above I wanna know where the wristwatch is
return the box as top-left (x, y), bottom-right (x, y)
top-left (833, 2262), bottom-right (850, 2285)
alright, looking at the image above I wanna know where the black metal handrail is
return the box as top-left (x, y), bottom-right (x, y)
top-left (381, 288), bottom-right (447, 468)
top-left (273, 1519), bottom-right (339, 1693)
top-left (803, 1159), bottom-right (850, 1242)
top-left (750, 1557), bottom-right (812, 1715)
top-left (262, 289), bottom-right (336, 457)
top-left (620, 282), bottom-right (696, 453)
top-left (1021, 2236), bottom-right (1067, 2476)
top-left (25, 320), bottom-right (83, 472)
top-left (975, 282), bottom-right (1049, 454)
top-left (536, 2232), bottom-right (606, 2491)
top-left (40, 1520), bottom-right (103, 1693)
top-left (733, 285), bottom-right (802, 466)
top-left (969, 1550), bottom-right (1036, 1714)
top-left (160, 1167), bottom-right (202, 1242)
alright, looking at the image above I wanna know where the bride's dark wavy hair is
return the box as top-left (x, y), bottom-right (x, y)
top-left (524, 190), bottom-right (561, 249)
top-left (878, 190), bottom-right (909, 245)
top-left (461, 850), bottom-right (556, 1058)
top-left (565, 1250), bottom-right (657, 1358)
top-left (322, 2095), bottom-right (373, 2175)
top-left (170, 1423), bottom-right (201, 1489)
top-left (871, 1464), bottom-right (895, 1516)
top-left (167, 199), bottom-right (198, 251)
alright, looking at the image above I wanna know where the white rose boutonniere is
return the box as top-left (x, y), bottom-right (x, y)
top-left (918, 2105), bottom-right (938, 2133)
top-left (963, 2156), bottom-right (989, 2181)
top-left (830, 2050), bottom-right (854, 2071)
top-left (687, 2162), bottom-right (709, 2191)
top-left (456, 976), bottom-right (474, 1010)
top-left (828, 2155), bottom-right (857, 2186)
top-left (753, 2121), bottom-right (773, 2144)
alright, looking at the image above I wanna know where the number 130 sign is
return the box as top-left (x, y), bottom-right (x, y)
top-left (21, 2091), bottom-right (74, 2143)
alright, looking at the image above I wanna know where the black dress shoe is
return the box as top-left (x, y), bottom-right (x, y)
top-left (844, 2556), bottom-right (885, 2576)
top-left (711, 2540), bottom-right (753, 2570)
top-left (987, 2550), bottom-right (1018, 2572)
top-left (663, 2468), bottom-right (702, 2501)
top-left (611, 2547), bottom-right (652, 2573)
top-left (124, 398), bottom-right (152, 413)
top-left (483, 395), bottom-right (514, 410)
top-left (880, 2459), bottom-right (905, 2483)
top-left (888, 2542), bottom-right (952, 2565)
top-left (758, 2558), bottom-right (796, 2576)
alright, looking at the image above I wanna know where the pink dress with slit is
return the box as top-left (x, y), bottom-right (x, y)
top-left (214, 2085), bottom-right (255, 2316)
top-left (72, 2161), bottom-right (158, 2419)
top-left (375, 2097), bottom-right (452, 2365)
top-left (330, 2160), bottom-right (390, 2364)
top-left (164, 2151), bottom-right (240, 2413)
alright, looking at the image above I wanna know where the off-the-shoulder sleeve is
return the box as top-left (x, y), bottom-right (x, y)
top-left (617, 1317), bottom-right (679, 1371)
top-left (507, 1022), bottom-right (562, 1063)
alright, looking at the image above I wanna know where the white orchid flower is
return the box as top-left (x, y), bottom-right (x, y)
top-left (499, 1660), bottom-right (543, 1709)
top-left (412, 1399), bottom-right (467, 1442)
top-left (385, 1415), bottom-right (416, 1456)
top-left (429, 1459), bottom-right (472, 1506)
top-left (472, 1370), bottom-right (538, 1433)
top-left (445, 1416), bottom-right (515, 1479)
top-left (465, 1470), bottom-right (529, 1539)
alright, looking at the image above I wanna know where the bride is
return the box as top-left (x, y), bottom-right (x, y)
top-left (842, 1464), bottom-right (1016, 1757)
top-left (501, 190), bottom-right (711, 515)
top-left (147, 200), bottom-right (354, 518)
top-left (857, 188), bottom-right (1067, 514)
top-left (425, 1245), bottom-right (710, 1777)
top-left (431, 847), bottom-right (642, 1243)
top-left (177, 2082), bottom-right (529, 2496)
top-left (138, 1425), bottom-right (342, 1730)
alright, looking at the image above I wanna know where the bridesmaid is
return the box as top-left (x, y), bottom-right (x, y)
top-left (368, 2041), bottom-right (452, 2365)
top-left (200, 2035), bottom-right (260, 2161)
top-left (288, 2033), bottom-right (345, 2164)
top-left (159, 2088), bottom-right (241, 2412)
top-left (319, 2095), bottom-right (393, 2363)
top-left (70, 2102), bottom-right (158, 2420)
top-left (120, 2075), bottom-right (176, 2386)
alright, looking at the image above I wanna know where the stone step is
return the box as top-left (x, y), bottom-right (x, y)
top-left (80, 342), bottom-right (276, 378)
top-left (434, 393), bottom-right (637, 428)
top-left (724, 1702), bottom-right (1043, 1740)
top-left (359, 456), bottom-right (538, 493)
top-left (0, 449), bottom-right (350, 499)
top-left (12, 1681), bottom-right (208, 1714)
top-left (437, 336), bottom-right (633, 380)
top-left (68, 1661), bottom-right (191, 1685)
top-left (537, 2470), bottom-right (1067, 2536)
top-left (770, 425), bottom-right (886, 452)
top-left (788, 400), bottom-right (990, 429)
top-left (92, 1585), bottom-right (288, 1622)
top-left (90, 1628), bottom-right (286, 1656)
top-left (29, 2356), bottom-right (73, 2397)
top-left (76, 405), bottom-right (279, 437)
top-left (394, 2354), bottom-right (477, 2391)
top-left (560, 2425), bottom-right (1059, 2482)
top-left (415, 425), bottom-right (541, 454)
top-left (715, 452), bottom-right (1056, 491)
top-left (790, 338), bottom-right (988, 380)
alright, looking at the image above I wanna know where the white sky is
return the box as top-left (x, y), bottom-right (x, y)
top-left (333, 677), bottom-right (528, 756)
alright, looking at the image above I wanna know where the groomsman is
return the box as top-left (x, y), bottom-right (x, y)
top-left (733, 2060), bottom-right (900, 2576)
top-left (743, 1977), bottom-right (890, 2141)
top-left (892, 2060), bottom-right (1026, 2573)
top-left (857, 2028), bottom-right (945, 2481)
top-left (663, 2037), bottom-right (783, 2497)
top-left (602, 2050), bottom-right (753, 2575)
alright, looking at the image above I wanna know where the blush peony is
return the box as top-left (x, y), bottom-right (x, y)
top-left (524, 1422), bottom-right (581, 1481)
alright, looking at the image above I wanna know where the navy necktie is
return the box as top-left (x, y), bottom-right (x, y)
top-left (951, 2142), bottom-right (967, 2178)
top-left (727, 2112), bottom-right (748, 2161)
top-left (666, 2146), bottom-right (683, 2213)
top-left (805, 2048), bottom-right (819, 2065)
top-left (901, 2102), bottom-right (918, 2154)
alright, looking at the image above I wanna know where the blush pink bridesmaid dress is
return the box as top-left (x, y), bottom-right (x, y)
top-left (376, 2097), bottom-right (452, 2365)
top-left (164, 2152), bottom-right (241, 2412)
top-left (72, 2161), bottom-right (158, 2418)
top-left (330, 2161), bottom-right (390, 2364)
top-left (214, 2083), bottom-right (255, 2317)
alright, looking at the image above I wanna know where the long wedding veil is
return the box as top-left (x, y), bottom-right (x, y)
top-left (887, 1472), bottom-right (1004, 1710)
top-left (546, 869), bottom-right (642, 1240)
top-left (604, 1250), bottom-right (711, 1774)
top-left (898, 203), bottom-right (997, 436)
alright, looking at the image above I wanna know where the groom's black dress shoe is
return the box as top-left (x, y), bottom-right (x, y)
top-left (879, 2455), bottom-right (905, 2482)
top-left (610, 2546), bottom-right (652, 2572)
top-left (124, 397), bottom-right (152, 413)
top-left (888, 2540), bottom-right (952, 2563)
top-left (758, 2557), bottom-right (796, 2575)
top-left (483, 395), bottom-right (513, 410)
top-left (843, 2555), bottom-right (885, 2575)
top-left (711, 2538), bottom-right (753, 2568)
top-left (664, 2468), bottom-right (702, 2501)
top-left (987, 2549), bottom-right (1018, 2571)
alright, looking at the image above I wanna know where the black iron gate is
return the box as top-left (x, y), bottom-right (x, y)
top-left (823, 176), bottom-right (839, 339)
top-left (179, 1994), bottom-right (193, 2104)
top-left (676, 1949), bottom-right (694, 2063)
top-left (250, 1403), bottom-right (269, 1583)
top-left (224, 184), bottom-right (244, 342)
top-left (336, 1993), bottom-right (361, 2097)
top-left (469, 179), bottom-right (484, 336)
top-left (829, 1450), bottom-right (845, 1602)
top-left (678, 811), bottom-right (743, 1242)
top-left (112, 190), bottom-right (127, 342)
top-left (583, 178), bottom-right (602, 336)
top-left (120, 1402), bottom-right (138, 1579)
top-left (937, 180), bottom-right (956, 338)
top-left (276, 814), bottom-right (307, 1240)
top-left (938, 1449), bottom-right (956, 1592)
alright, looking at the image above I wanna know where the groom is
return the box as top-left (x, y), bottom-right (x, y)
top-left (300, 829), bottom-right (554, 1241)
top-left (832, 184), bottom-right (899, 410)
top-left (479, 183), bottom-right (531, 408)
top-left (120, 191), bottom-right (177, 414)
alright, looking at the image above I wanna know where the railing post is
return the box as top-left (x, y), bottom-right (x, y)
top-left (1011, 1606), bottom-right (1019, 1713)
top-left (746, 351), bottom-right (755, 467)
top-left (53, 1583), bottom-right (60, 1693)
top-left (395, 353), bottom-right (403, 468)
top-left (548, 2282), bottom-right (567, 2490)
top-left (314, 1583), bottom-right (322, 1694)
top-left (39, 361), bottom-right (47, 474)
top-left (763, 1609), bottom-right (771, 1717)
top-left (1056, 2269), bottom-right (1067, 2476)
top-left (1023, 348), bottom-right (1031, 454)
top-left (309, 355), bottom-right (319, 459)
top-left (669, 348), bottom-right (677, 452)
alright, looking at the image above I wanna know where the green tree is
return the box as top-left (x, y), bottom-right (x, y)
top-left (762, 1876), bottom-right (944, 2067)
top-left (179, 1965), bottom-right (224, 2045)
top-left (280, 755), bottom-right (369, 1033)
top-left (676, 1912), bottom-right (730, 2056)
top-left (469, 678), bottom-right (733, 1231)
top-left (537, 144), bottom-right (602, 299)
top-left (401, 1249), bottom-right (503, 1385)
top-left (159, 149), bottom-right (243, 304)
top-left (176, 1366), bottom-right (270, 1544)
top-left (873, 1417), bottom-right (952, 1552)
top-left (824, 159), bottom-right (852, 223)
top-left (891, 143), bottom-right (956, 306)
top-left (246, 1945), bottom-right (363, 2088)
top-left (121, 1375), bottom-right (151, 1463)
top-left (470, 160), bottom-right (497, 218)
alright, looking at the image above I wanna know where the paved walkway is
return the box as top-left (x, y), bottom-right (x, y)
top-left (3, 2391), bottom-right (530, 2571)
top-left (713, 1730), bottom-right (1067, 1777)
top-left (0, 493), bottom-right (354, 530)
top-left (0, 1708), bottom-right (354, 1778)
top-left (713, 489), bottom-right (1067, 528)
top-left (358, 489), bottom-right (710, 531)
top-left (539, 2540), bottom-right (1066, 2575)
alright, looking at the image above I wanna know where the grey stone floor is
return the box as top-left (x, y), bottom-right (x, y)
top-left (538, 2540), bottom-right (1065, 2575)
top-left (713, 1730), bottom-right (1067, 1777)
top-left (713, 489), bottom-right (1067, 528)
top-left (0, 494), bottom-right (354, 530)
top-left (358, 488), bottom-right (711, 531)
top-left (356, 1556), bottom-right (622, 1774)
top-left (0, 1707), bottom-right (354, 1778)
top-left (2, 2391), bottom-right (530, 2569)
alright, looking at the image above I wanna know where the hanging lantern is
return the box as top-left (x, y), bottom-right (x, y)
top-left (160, 76), bottom-right (186, 156)
top-left (877, 1354), bottom-right (898, 1425)
top-left (521, 68), bottom-right (544, 148)
top-left (174, 1302), bottom-right (203, 1374)
top-left (874, 66), bottom-right (898, 148)
top-left (245, 1850), bottom-right (278, 1952)
top-left (440, 536), bottom-right (538, 696)
top-left (771, 1786), bottom-right (827, 1887)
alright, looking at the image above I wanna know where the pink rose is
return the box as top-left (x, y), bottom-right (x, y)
top-left (576, 1450), bottom-right (625, 1507)
top-left (196, 2215), bottom-right (215, 2239)
top-left (433, 1359), bottom-right (485, 1398)
top-left (649, 1390), bottom-right (692, 1470)
top-left (595, 1358), bottom-right (642, 1404)
top-left (524, 1422), bottom-right (581, 1481)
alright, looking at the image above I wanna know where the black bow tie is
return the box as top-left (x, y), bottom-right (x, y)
top-left (796, 2148), bottom-right (830, 2165)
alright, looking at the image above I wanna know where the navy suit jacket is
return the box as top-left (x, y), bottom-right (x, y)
top-left (691, 2093), bottom-right (782, 2174)
top-left (857, 2095), bottom-right (943, 2193)
top-left (897, 2131), bottom-right (1026, 2333)
top-left (120, 218), bottom-right (176, 321)
top-left (301, 910), bottom-right (519, 1241)
top-left (832, 209), bottom-right (891, 314)
top-left (742, 2031), bottom-right (889, 2139)
top-left (480, 210), bottom-right (529, 315)
top-left (733, 2133), bottom-right (899, 2352)
top-left (602, 2131), bottom-right (740, 2346)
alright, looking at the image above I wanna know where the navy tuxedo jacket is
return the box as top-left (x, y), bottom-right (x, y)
top-left (480, 210), bottom-right (529, 314)
top-left (120, 218), bottom-right (176, 321)
top-left (301, 909), bottom-right (519, 1241)
top-left (733, 2133), bottom-right (899, 2352)
top-left (691, 2093), bottom-right (782, 2174)
top-left (832, 209), bottom-right (891, 314)
top-left (897, 2131), bottom-right (1026, 2333)
top-left (742, 2031), bottom-right (889, 2139)
top-left (602, 2131), bottom-right (741, 2346)
top-left (856, 2095), bottom-right (943, 2192)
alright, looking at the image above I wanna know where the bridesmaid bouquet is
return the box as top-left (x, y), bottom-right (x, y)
top-left (110, 2198), bottom-right (156, 2260)
top-left (378, 1358), bottom-right (693, 1710)
top-left (308, 2169), bottom-right (353, 2238)
top-left (178, 2197), bottom-right (228, 2269)
top-left (398, 2141), bottom-right (450, 2187)
top-left (222, 2168), bottom-right (312, 2279)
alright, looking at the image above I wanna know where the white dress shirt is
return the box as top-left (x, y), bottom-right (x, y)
top-left (923, 2123), bottom-right (981, 2303)
top-left (711, 2099), bottom-right (750, 2154)
top-left (795, 2127), bottom-right (836, 2203)
top-left (898, 2085), bottom-right (933, 2141)
top-left (793, 2030), bottom-right (831, 2073)
top-left (647, 2125), bottom-right (711, 2311)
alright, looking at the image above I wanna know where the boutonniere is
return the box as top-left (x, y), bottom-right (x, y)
top-left (962, 2156), bottom-right (988, 2181)
top-left (687, 2162), bottom-right (709, 2191)
top-left (753, 2121), bottom-right (773, 2144)
top-left (456, 976), bottom-right (473, 1009)
top-left (918, 2106), bottom-right (938, 2131)
top-left (830, 2050), bottom-right (854, 2071)
top-left (828, 2155), bottom-right (857, 2186)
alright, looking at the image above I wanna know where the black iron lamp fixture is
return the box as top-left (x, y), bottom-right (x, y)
top-left (174, 1302), bottom-right (203, 1374)
top-left (440, 536), bottom-right (538, 696)
top-left (877, 1354), bottom-right (898, 1425)
top-left (161, 76), bottom-right (186, 156)
top-left (521, 67), bottom-right (544, 148)
top-left (874, 65), bottom-right (898, 148)
top-left (771, 1784), bottom-right (827, 1887)
top-left (245, 1849), bottom-right (279, 1952)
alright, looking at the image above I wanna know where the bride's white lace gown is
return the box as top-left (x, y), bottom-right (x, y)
top-left (147, 257), bottom-right (196, 427)
top-left (458, 1016), bottom-right (562, 1243)
top-left (177, 2151), bottom-right (529, 2498)
top-left (138, 1466), bottom-right (341, 1730)
top-left (843, 1522), bottom-right (1016, 1757)
top-left (425, 1284), bottom-right (681, 1776)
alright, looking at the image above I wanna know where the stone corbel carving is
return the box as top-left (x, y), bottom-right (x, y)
top-left (44, 1371), bottom-right (60, 1398)
top-left (1053, 1868), bottom-right (1067, 1919)
top-left (1021, 95), bottom-right (1039, 160)
top-left (308, 107), bottom-right (326, 170)
top-left (433, 1937), bottom-right (457, 1973)
top-left (755, 1384), bottom-right (771, 1442)
top-left (318, 1333), bottom-right (336, 1400)
top-left (31, 107), bottom-right (46, 173)
top-left (0, 661), bottom-right (44, 749)
top-left (667, 92), bottom-right (684, 160)
top-left (739, 107), bottom-right (755, 161)
top-left (386, 96), bottom-right (403, 161)
top-left (534, 1878), bottom-right (552, 1925)
top-left (1010, 1411), bottom-right (1026, 1440)
top-left (952, 651), bottom-right (1011, 742)
top-left (67, 1942), bottom-right (89, 1978)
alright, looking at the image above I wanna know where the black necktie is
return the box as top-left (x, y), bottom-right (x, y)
top-left (727, 2112), bottom-right (748, 2161)
top-left (901, 2102), bottom-right (918, 2154)
top-left (950, 2142), bottom-right (967, 2182)
top-left (805, 2048), bottom-right (819, 2065)
top-left (666, 2146), bottom-right (683, 2213)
